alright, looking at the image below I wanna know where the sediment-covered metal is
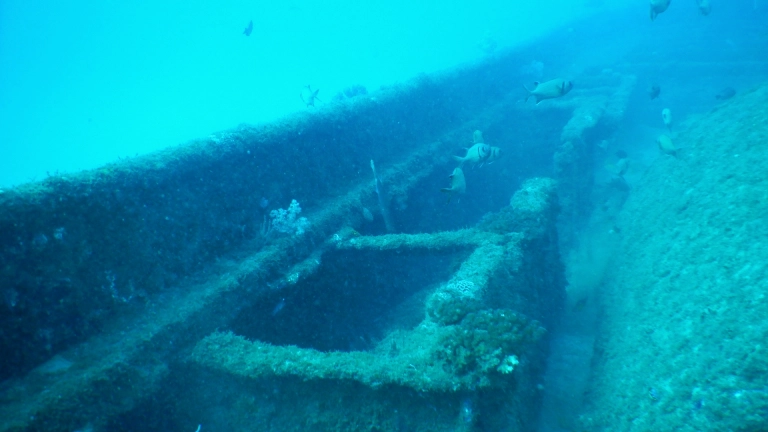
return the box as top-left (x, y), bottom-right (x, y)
top-left (190, 177), bottom-right (563, 428)
top-left (0, 31), bottom-right (598, 432)
top-left (0, 129), bottom-right (461, 431)
top-left (334, 229), bottom-right (504, 251)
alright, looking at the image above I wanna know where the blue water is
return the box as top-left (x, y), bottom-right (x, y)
top-left (0, 0), bottom-right (586, 187)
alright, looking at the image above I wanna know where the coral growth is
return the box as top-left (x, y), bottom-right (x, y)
top-left (436, 309), bottom-right (545, 383)
top-left (426, 280), bottom-right (483, 325)
top-left (270, 199), bottom-right (310, 236)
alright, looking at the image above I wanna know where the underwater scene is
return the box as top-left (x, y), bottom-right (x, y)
top-left (1, 1), bottom-right (768, 431)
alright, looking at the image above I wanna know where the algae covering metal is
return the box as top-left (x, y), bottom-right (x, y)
top-left (0, 31), bottom-right (631, 430)
top-left (581, 84), bottom-right (768, 430)
top-left (192, 217), bottom-right (547, 393)
top-left (187, 177), bottom-right (562, 432)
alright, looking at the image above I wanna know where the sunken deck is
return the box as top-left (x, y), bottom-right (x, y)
top-left (184, 178), bottom-right (563, 432)
top-left (0, 43), bottom-right (634, 431)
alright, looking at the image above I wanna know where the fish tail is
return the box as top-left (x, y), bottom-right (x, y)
top-left (523, 84), bottom-right (532, 102)
top-left (453, 155), bottom-right (465, 165)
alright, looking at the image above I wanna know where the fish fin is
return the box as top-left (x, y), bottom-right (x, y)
top-left (440, 188), bottom-right (452, 193)
top-left (523, 84), bottom-right (532, 102)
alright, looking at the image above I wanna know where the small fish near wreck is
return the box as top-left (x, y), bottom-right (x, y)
top-left (452, 130), bottom-right (502, 168)
top-left (661, 108), bottom-right (672, 131)
top-left (455, 143), bottom-right (496, 167)
top-left (715, 87), bottom-right (736, 100)
top-left (648, 84), bottom-right (661, 100)
top-left (301, 85), bottom-right (322, 107)
top-left (440, 167), bottom-right (466, 202)
top-left (243, 20), bottom-right (253, 36)
top-left (523, 78), bottom-right (573, 104)
top-left (604, 150), bottom-right (630, 178)
top-left (696, 0), bottom-right (711, 16)
top-left (657, 134), bottom-right (678, 157)
top-left (650, 0), bottom-right (671, 21)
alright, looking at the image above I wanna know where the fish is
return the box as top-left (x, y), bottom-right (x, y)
top-left (440, 167), bottom-right (466, 202)
top-left (486, 146), bottom-right (503, 164)
top-left (524, 78), bottom-right (573, 104)
top-left (453, 143), bottom-right (492, 167)
top-left (362, 207), bottom-right (374, 222)
top-left (472, 130), bottom-right (484, 144)
top-left (715, 87), bottom-right (736, 100)
top-left (696, 0), bottom-right (711, 15)
top-left (459, 130), bottom-right (502, 166)
top-left (648, 84), bottom-right (661, 100)
top-left (605, 151), bottom-right (629, 177)
top-left (572, 297), bottom-right (588, 312)
top-left (609, 175), bottom-right (630, 192)
top-left (661, 108), bottom-right (672, 131)
top-left (301, 85), bottom-right (321, 107)
top-left (650, 0), bottom-right (671, 20)
top-left (243, 20), bottom-right (253, 36)
top-left (657, 134), bottom-right (677, 157)
top-left (272, 298), bottom-right (286, 316)
top-left (614, 158), bottom-right (629, 177)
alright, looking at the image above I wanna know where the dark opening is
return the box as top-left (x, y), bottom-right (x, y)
top-left (229, 248), bottom-right (465, 352)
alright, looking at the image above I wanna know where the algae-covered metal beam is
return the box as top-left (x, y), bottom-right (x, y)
top-left (334, 229), bottom-right (505, 251)
top-left (193, 331), bottom-right (460, 392)
top-left (0, 39), bottom-right (577, 432)
top-left (0, 53), bottom-right (528, 390)
top-left (0, 129), bottom-right (467, 432)
top-left (191, 178), bottom-right (561, 394)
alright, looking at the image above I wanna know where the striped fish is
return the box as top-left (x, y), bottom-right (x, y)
top-left (453, 143), bottom-right (492, 167)
top-left (486, 146), bottom-right (503, 164)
